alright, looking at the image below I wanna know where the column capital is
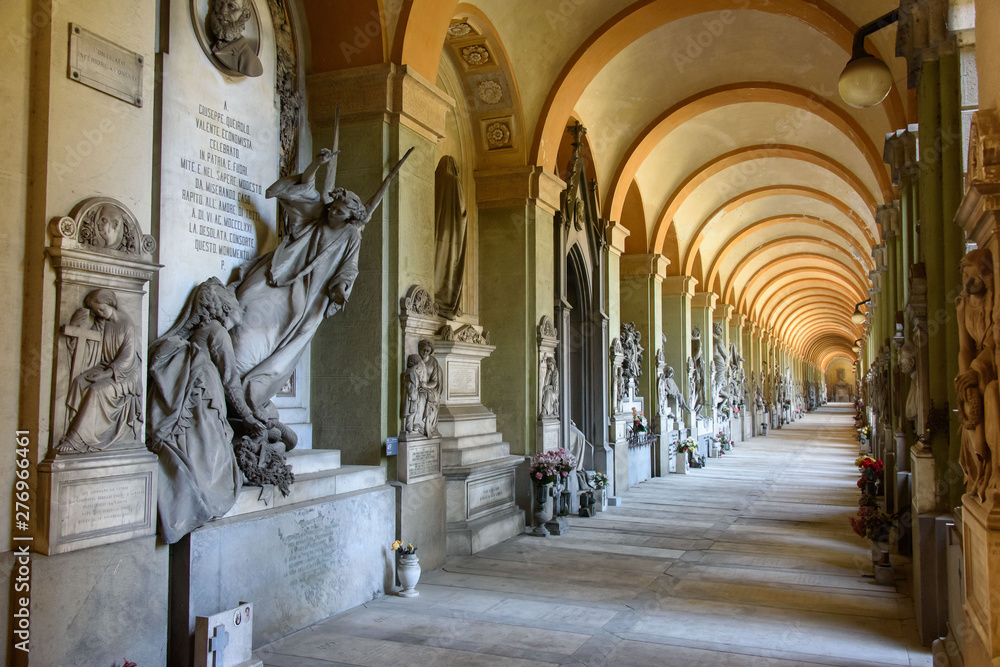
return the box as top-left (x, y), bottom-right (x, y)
top-left (606, 221), bottom-right (631, 256)
top-left (884, 127), bottom-right (920, 185)
top-left (692, 291), bottom-right (718, 310)
top-left (715, 303), bottom-right (735, 321)
top-left (474, 165), bottom-right (564, 214)
top-left (662, 275), bottom-right (698, 296)
top-left (897, 0), bottom-right (955, 88)
top-left (307, 63), bottom-right (454, 142)
top-left (620, 253), bottom-right (669, 279)
top-left (736, 313), bottom-right (748, 328)
top-left (877, 202), bottom-right (901, 237)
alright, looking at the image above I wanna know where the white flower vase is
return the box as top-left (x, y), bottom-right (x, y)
top-left (397, 554), bottom-right (421, 597)
top-left (595, 488), bottom-right (607, 511)
top-left (674, 451), bottom-right (689, 474)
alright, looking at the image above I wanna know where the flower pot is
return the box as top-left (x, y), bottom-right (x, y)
top-left (674, 451), bottom-right (689, 474)
top-left (531, 482), bottom-right (553, 536)
top-left (397, 554), bottom-right (421, 597)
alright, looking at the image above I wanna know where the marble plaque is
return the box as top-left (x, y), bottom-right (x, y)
top-left (59, 473), bottom-right (151, 541)
top-left (37, 450), bottom-right (158, 554)
top-left (68, 24), bottom-right (144, 107)
top-left (447, 362), bottom-right (480, 400)
top-left (398, 439), bottom-right (441, 484)
top-left (157, 0), bottom-right (279, 332)
top-left (467, 472), bottom-right (514, 518)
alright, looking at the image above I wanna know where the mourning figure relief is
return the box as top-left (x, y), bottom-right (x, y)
top-left (207, 0), bottom-right (263, 77)
top-left (955, 248), bottom-right (999, 501)
top-left (57, 289), bottom-right (143, 454)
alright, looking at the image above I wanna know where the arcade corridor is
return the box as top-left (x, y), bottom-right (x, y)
top-left (258, 405), bottom-right (929, 667)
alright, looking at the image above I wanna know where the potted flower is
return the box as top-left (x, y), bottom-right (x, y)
top-left (674, 438), bottom-right (697, 474)
top-left (855, 455), bottom-right (884, 496)
top-left (849, 501), bottom-right (897, 567)
top-left (528, 448), bottom-right (577, 535)
top-left (631, 407), bottom-right (647, 433)
top-left (391, 539), bottom-right (420, 597)
top-left (590, 471), bottom-right (609, 511)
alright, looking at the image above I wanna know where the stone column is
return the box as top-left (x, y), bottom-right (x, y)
top-left (620, 253), bottom-right (668, 475)
top-left (306, 63), bottom-right (453, 465)
top-left (691, 291), bottom-right (717, 449)
top-left (474, 166), bottom-right (563, 458)
top-left (662, 276), bottom-right (697, 433)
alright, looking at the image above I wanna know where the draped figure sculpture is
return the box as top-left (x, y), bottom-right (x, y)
top-left (147, 278), bottom-right (255, 544)
top-left (956, 248), bottom-right (999, 501)
top-left (230, 142), bottom-right (413, 419)
top-left (433, 156), bottom-right (468, 319)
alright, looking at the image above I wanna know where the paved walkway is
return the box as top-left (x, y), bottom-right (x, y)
top-left (259, 405), bottom-right (931, 666)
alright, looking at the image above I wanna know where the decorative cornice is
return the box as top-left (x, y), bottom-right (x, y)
top-left (306, 63), bottom-right (454, 142)
top-left (474, 165), bottom-right (564, 214)
top-left (619, 253), bottom-right (669, 279)
top-left (662, 275), bottom-right (698, 296)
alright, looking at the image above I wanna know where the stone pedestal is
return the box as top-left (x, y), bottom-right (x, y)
top-left (436, 338), bottom-right (524, 556)
top-left (962, 496), bottom-right (1000, 665)
top-left (911, 445), bottom-right (947, 644)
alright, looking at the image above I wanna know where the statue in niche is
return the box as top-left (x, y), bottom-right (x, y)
top-left (417, 339), bottom-right (442, 437)
top-left (207, 0), bottom-right (263, 77)
top-left (433, 156), bottom-right (468, 319)
top-left (620, 323), bottom-right (644, 397)
top-left (711, 323), bottom-right (731, 415)
top-left (686, 356), bottom-right (701, 414)
top-left (402, 353), bottom-right (426, 436)
top-left (57, 289), bottom-right (143, 454)
top-left (898, 341), bottom-right (919, 422)
top-left (147, 278), bottom-right (265, 544)
top-left (956, 248), bottom-right (999, 501)
top-left (658, 366), bottom-right (691, 418)
top-left (540, 356), bottom-right (560, 418)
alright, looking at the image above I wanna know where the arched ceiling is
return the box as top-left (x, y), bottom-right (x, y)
top-left (381, 0), bottom-right (907, 366)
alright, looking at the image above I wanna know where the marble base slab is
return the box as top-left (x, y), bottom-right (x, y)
top-left (171, 481), bottom-right (395, 666)
top-left (445, 455), bottom-right (524, 556)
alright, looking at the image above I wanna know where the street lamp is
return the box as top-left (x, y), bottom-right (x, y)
top-left (851, 299), bottom-right (871, 324)
top-left (838, 10), bottom-right (899, 108)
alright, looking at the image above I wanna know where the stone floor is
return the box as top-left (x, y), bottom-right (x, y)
top-left (257, 405), bottom-right (931, 666)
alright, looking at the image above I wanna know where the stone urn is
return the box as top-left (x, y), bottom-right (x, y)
top-left (531, 482), bottom-right (553, 536)
top-left (397, 554), bottom-right (421, 597)
top-left (674, 450), bottom-right (689, 474)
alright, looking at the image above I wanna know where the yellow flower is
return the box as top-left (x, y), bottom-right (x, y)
top-left (391, 540), bottom-right (402, 551)
top-left (407, 543), bottom-right (415, 552)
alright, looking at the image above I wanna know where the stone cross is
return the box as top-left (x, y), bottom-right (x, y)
top-left (209, 625), bottom-right (229, 667)
top-left (61, 322), bottom-right (102, 382)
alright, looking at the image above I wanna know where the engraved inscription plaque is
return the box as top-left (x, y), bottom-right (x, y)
top-left (68, 24), bottom-right (144, 107)
top-left (399, 440), bottom-right (441, 484)
top-left (58, 472), bottom-right (153, 542)
top-left (447, 363), bottom-right (479, 400)
top-left (467, 472), bottom-right (514, 518)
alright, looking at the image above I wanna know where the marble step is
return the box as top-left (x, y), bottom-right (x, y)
top-left (441, 439), bottom-right (510, 467)
top-left (440, 431), bottom-right (504, 449)
top-left (286, 448), bottom-right (341, 474)
top-left (220, 464), bottom-right (386, 521)
top-left (442, 453), bottom-right (524, 477)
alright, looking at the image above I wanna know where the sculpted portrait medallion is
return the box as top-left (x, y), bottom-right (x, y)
top-left (191, 0), bottom-right (264, 78)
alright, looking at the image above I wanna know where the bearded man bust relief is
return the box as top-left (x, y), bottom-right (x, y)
top-left (207, 0), bottom-right (263, 78)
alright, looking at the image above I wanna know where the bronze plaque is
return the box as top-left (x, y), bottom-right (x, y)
top-left (68, 23), bottom-right (144, 107)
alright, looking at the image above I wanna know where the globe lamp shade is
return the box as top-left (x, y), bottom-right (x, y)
top-left (838, 54), bottom-right (893, 108)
